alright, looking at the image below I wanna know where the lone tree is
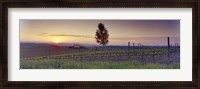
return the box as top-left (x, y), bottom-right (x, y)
top-left (95, 23), bottom-right (109, 46)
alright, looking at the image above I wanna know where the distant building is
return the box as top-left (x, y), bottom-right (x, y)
top-left (73, 44), bottom-right (81, 49)
top-left (68, 44), bottom-right (86, 49)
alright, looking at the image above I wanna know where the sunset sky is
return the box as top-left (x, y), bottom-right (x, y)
top-left (20, 20), bottom-right (180, 46)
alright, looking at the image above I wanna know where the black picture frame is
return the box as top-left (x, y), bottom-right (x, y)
top-left (1, 0), bottom-right (199, 89)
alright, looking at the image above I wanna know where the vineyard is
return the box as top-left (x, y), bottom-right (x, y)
top-left (20, 46), bottom-right (180, 69)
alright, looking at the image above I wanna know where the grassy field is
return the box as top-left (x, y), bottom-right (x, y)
top-left (20, 48), bottom-right (180, 69)
top-left (20, 59), bottom-right (179, 69)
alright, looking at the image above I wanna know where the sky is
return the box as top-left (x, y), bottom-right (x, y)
top-left (20, 20), bottom-right (180, 46)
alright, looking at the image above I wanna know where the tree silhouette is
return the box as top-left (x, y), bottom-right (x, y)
top-left (95, 23), bottom-right (109, 46)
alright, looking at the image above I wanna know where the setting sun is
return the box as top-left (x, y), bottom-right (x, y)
top-left (54, 40), bottom-right (59, 43)
top-left (51, 37), bottom-right (68, 44)
top-left (53, 39), bottom-right (60, 43)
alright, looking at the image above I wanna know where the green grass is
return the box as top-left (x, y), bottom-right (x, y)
top-left (20, 48), bottom-right (180, 69)
top-left (20, 58), bottom-right (180, 69)
top-left (23, 48), bottom-right (179, 60)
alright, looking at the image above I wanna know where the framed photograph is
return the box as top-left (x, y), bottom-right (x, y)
top-left (1, 0), bottom-right (199, 89)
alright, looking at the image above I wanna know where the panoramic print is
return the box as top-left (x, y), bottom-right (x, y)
top-left (20, 20), bottom-right (180, 69)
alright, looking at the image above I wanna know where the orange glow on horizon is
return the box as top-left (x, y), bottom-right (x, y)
top-left (53, 38), bottom-right (61, 43)
top-left (53, 40), bottom-right (59, 43)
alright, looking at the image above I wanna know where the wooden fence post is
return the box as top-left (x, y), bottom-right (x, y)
top-left (128, 42), bottom-right (130, 60)
top-left (167, 37), bottom-right (170, 61)
top-left (177, 43), bottom-right (179, 47)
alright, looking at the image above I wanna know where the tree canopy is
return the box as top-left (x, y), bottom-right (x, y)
top-left (95, 23), bottom-right (109, 46)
